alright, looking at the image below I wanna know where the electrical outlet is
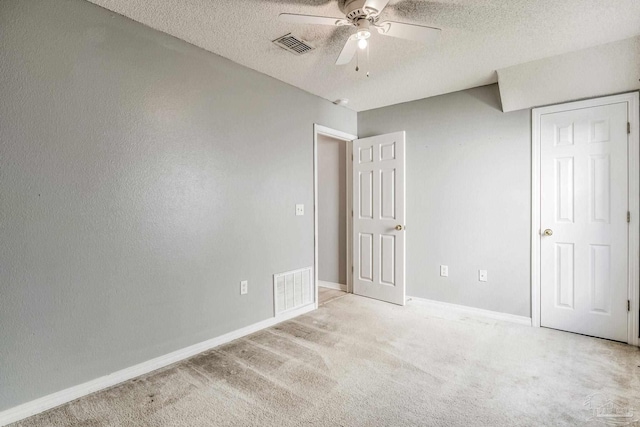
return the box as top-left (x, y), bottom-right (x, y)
top-left (479, 270), bottom-right (488, 282)
top-left (295, 204), bottom-right (304, 216)
top-left (440, 265), bottom-right (448, 277)
top-left (240, 280), bottom-right (248, 295)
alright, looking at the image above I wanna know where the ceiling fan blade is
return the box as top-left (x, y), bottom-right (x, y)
top-left (336, 35), bottom-right (358, 65)
top-left (363, 0), bottom-right (391, 15)
top-left (279, 13), bottom-right (350, 26)
top-left (376, 21), bottom-right (441, 43)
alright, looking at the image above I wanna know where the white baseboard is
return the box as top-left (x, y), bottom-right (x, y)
top-left (318, 281), bottom-right (347, 291)
top-left (0, 303), bottom-right (316, 427)
top-left (407, 296), bottom-right (532, 326)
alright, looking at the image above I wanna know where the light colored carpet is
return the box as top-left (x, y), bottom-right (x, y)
top-left (12, 295), bottom-right (640, 426)
top-left (318, 287), bottom-right (347, 306)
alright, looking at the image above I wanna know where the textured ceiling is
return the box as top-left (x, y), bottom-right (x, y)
top-left (88, 0), bottom-right (640, 111)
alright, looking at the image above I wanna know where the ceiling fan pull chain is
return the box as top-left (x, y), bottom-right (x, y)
top-left (366, 43), bottom-right (370, 77)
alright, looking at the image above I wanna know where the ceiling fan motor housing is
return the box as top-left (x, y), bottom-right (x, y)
top-left (340, 0), bottom-right (384, 22)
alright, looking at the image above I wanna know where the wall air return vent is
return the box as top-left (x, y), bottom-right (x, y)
top-left (273, 266), bottom-right (314, 316)
top-left (273, 33), bottom-right (315, 55)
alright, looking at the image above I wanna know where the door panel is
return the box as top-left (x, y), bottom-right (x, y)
top-left (353, 132), bottom-right (406, 305)
top-left (540, 102), bottom-right (628, 341)
top-left (554, 242), bottom-right (575, 309)
top-left (359, 171), bottom-right (373, 219)
top-left (359, 233), bottom-right (373, 282)
top-left (555, 157), bottom-right (574, 222)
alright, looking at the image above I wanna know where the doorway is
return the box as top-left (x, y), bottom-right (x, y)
top-left (313, 125), bottom-right (357, 307)
top-left (313, 125), bottom-right (408, 307)
top-left (532, 92), bottom-right (639, 345)
top-left (317, 133), bottom-right (349, 292)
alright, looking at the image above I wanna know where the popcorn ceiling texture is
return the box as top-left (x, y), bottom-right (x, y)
top-left (87, 0), bottom-right (640, 111)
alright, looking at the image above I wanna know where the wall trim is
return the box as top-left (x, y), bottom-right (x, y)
top-left (531, 92), bottom-right (640, 346)
top-left (0, 303), bottom-right (316, 427)
top-left (408, 296), bottom-right (532, 326)
top-left (318, 281), bottom-right (347, 291)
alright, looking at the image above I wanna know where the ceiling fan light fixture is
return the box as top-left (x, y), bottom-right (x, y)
top-left (356, 29), bottom-right (371, 40)
top-left (356, 25), bottom-right (371, 49)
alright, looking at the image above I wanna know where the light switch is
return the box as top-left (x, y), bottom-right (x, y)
top-left (479, 270), bottom-right (488, 282)
top-left (295, 204), bottom-right (304, 216)
top-left (440, 265), bottom-right (448, 277)
top-left (240, 280), bottom-right (248, 295)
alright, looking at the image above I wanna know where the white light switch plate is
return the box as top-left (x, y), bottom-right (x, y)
top-left (240, 280), bottom-right (248, 295)
top-left (295, 204), bottom-right (304, 216)
top-left (440, 265), bottom-right (448, 277)
top-left (479, 270), bottom-right (488, 282)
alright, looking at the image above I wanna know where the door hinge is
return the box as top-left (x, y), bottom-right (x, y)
top-left (628, 122), bottom-right (631, 134)
top-left (351, 210), bottom-right (353, 217)
top-left (628, 211), bottom-right (631, 223)
top-left (352, 154), bottom-right (354, 161)
top-left (352, 266), bottom-right (354, 273)
top-left (628, 300), bottom-right (631, 311)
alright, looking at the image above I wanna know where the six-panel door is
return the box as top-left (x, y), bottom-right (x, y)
top-left (540, 102), bottom-right (628, 342)
top-left (352, 132), bottom-right (406, 305)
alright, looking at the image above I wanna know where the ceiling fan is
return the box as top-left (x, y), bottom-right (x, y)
top-left (279, 0), bottom-right (441, 66)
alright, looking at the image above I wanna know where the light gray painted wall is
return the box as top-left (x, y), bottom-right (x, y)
top-left (358, 85), bottom-right (531, 317)
top-left (498, 36), bottom-right (640, 112)
top-left (317, 135), bottom-right (347, 285)
top-left (0, 0), bottom-right (356, 411)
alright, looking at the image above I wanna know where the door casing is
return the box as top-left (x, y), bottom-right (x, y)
top-left (531, 92), bottom-right (640, 346)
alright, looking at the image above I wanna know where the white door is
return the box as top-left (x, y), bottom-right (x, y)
top-left (352, 131), bottom-right (406, 305)
top-left (539, 101), bottom-right (629, 341)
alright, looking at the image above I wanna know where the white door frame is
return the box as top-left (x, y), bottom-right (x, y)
top-left (531, 92), bottom-right (640, 346)
top-left (313, 124), bottom-right (358, 307)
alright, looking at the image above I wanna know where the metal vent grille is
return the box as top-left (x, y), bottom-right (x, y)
top-left (274, 267), bottom-right (314, 316)
top-left (273, 33), bottom-right (315, 55)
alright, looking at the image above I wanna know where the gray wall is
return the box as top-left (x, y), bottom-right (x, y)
top-left (317, 135), bottom-right (347, 285)
top-left (0, 0), bottom-right (356, 411)
top-left (498, 35), bottom-right (640, 112)
top-left (358, 85), bottom-right (531, 317)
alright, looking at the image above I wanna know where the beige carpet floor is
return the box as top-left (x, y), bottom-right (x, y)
top-left (318, 287), bottom-right (347, 306)
top-left (12, 295), bottom-right (640, 426)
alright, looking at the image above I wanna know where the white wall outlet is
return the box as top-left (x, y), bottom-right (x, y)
top-left (479, 270), bottom-right (488, 282)
top-left (440, 265), bottom-right (449, 277)
top-left (240, 280), bottom-right (248, 295)
top-left (295, 204), bottom-right (304, 216)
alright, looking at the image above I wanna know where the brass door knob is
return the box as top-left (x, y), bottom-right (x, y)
top-left (543, 229), bottom-right (553, 236)
top-left (395, 225), bottom-right (404, 231)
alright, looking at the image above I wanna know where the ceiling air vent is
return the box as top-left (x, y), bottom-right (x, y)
top-left (273, 33), bottom-right (315, 56)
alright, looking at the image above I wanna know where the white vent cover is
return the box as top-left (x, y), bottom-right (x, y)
top-left (273, 33), bottom-right (315, 56)
top-left (274, 267), bottom-right (314, 316)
